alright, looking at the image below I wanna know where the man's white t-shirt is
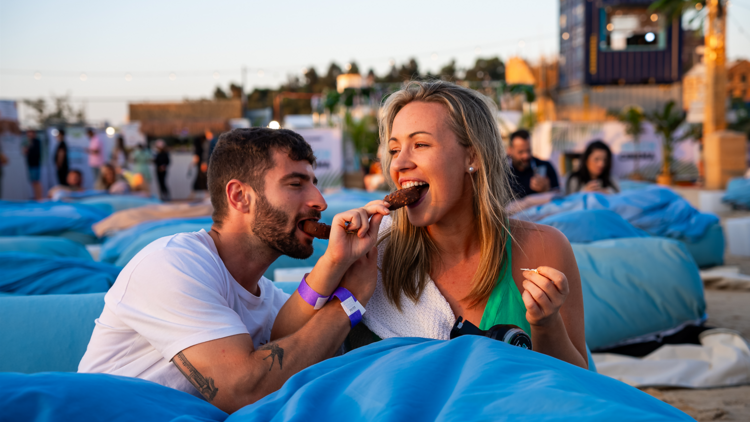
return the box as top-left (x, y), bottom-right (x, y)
top-left (78, 229), bottom-right (290, 398)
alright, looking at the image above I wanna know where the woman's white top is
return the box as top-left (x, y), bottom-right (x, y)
top-left (362, 215), bottom-right (457, 341)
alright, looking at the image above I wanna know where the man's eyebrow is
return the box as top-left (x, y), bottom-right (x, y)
top-left (280, 172), bottom-right (310, 182)
top-left (389, 131), bottom-right (432, 142)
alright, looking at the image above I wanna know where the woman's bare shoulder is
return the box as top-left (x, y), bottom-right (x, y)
top-left (508, 219), bottom-right (573, 265)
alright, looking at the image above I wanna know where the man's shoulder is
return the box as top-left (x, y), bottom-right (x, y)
top-left (106, 231), bottom-right (224, 305)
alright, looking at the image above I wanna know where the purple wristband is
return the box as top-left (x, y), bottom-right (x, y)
top-left (297, 273), bottom-right (329, 310)
top-left (329, 287), bottom-right (365, 328)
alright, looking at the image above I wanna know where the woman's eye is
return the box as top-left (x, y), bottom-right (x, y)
top-left (415, 143), bottom-right (428, 148)
top-left (388, 149), bottom-right (399, 155)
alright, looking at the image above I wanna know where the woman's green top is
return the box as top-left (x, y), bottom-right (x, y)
top-left (344, 237), bottom-right (531, 353)
top-left (479, 238), bottom-right (531, 336)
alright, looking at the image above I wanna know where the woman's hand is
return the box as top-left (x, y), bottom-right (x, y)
top-left (582, 180), bottom-right (602, 192)
top-left (521, 266), bottom-right (570, 327)
top-left (324, 200), bottom-right (390, 268)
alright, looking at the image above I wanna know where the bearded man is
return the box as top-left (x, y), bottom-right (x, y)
top-left (79, 128), bottom-right (389, 413)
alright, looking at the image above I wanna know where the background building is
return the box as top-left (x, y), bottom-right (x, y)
top-left (558, 0), bottom-right (684, 115)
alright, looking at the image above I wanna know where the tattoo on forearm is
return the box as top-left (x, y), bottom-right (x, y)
top-left (260, 343), bottom-right (284, 371)
top-left (173, 352), bottom-right (218, 402)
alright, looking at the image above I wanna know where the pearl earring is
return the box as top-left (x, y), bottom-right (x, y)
top-left (469, 167), bottom-right (474, 173)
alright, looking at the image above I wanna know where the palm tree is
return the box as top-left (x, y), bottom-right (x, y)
top-left (617, 106), bottom-right (646, 180)
top-left (647, 101), bottom-right (687, 185)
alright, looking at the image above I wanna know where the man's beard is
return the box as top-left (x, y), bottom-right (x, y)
top-left (251, 193), bottom-right (319, 259)
top-left (512, 157), bottom-right (530, 171)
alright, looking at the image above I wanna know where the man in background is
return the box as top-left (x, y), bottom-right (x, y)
top-left (24, 130), bottom-right (43, 200)
top-left (507, 129), bottom-right (559, 198)
top-left (54, 129), bottom-right (69, 186)
top-left (86, 128), bottom-right (105, 183)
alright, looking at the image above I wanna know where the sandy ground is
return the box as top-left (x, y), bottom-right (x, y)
top-left (642, 210), bottom-right (750, 421)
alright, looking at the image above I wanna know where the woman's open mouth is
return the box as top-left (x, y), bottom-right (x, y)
top-left (407, 184), bottom-right (430, 209)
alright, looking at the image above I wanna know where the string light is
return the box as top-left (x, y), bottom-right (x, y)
top-left (257, 69), bottom-right (264, 77)
top-left (168, 72), bottom-right (176, 81)
top-left (79, 73), bottom-right (87, 81)
top-left (33, 72), bottom-right (41, 80)
top-left (125, 73), bottom-right (132, 81)
top-left (212, 71), bottom-right (220, 79)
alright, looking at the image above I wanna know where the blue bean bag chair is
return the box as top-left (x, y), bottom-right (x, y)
top-left (0, 253), bottom-right (120, 295)
top-left (70, 194), bottom-right (161, 213)
top-left (0, 372), bottom-right (228, 422)
top-left (0, 339), bottom-right (690, 421)
top-left (0, 200), bottom-right (110, 239)
top-left (0, 293), bottom-right (105, 373)
top-left (0, 236), bottom-right (92, 260)
top-left (539, 209), bottom-right (649, 243)
top-left (230, 337), bottom-right (690, 421)
top-left (723, 177), bottom-right (750, 208)
top-left (573, 237), bottom-right (706, 351)
top-left (679, 222), bottom-right (725, 268)
top-left (518, 187), bottom-right (719, 242)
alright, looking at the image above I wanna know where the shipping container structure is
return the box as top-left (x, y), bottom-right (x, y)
top-left (558, 0), bottom-right (684, 112)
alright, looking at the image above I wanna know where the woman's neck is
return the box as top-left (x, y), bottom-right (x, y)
top-left (426, 202), bottom-right (480, 261)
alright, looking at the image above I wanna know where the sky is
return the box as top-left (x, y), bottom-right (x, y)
top-left (1, 0), bottom-right (749, 127)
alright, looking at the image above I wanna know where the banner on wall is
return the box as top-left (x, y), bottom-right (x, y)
top-left (295, 128), bottom-right (343, 189)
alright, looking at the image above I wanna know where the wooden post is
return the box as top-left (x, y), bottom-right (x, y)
top-left (703, 0), bottom-right (727, 137)
top-left (704, 131), bottom-right (748, 189)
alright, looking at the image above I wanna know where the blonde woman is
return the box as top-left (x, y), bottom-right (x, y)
top-left (360, 81), bottom-right (587, 368)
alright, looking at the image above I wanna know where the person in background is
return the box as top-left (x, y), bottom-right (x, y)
top-left (132, 143), bottom-right (152, 192)
top-left (48, 169), bottom-right (84, 199)
top-left (190, 134), bottom-right (209, 199)
top-left (154, 139), bottom-right (170, 201)
top-left (86, 128), bottom-right (105, 183)
top-left (54, 129), bottom-right (69, 186)
top-left (24, 130), bottom-right (43, 200)
top-left (95, 163), bottom-right (130, 194)
top-left (565, 141), bottom-right (620, 194)
top-left (507, 129), bottom-right (559, 198)
top-left (111, 135), bottom-right (130, 173)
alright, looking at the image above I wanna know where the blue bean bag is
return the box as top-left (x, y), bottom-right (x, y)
top-left (0, 236), bottom-right (92, 260)
top-left (0, 200), bottom-right (110, 238)
top-left (0, 339), bottom-right (689, 421)
top-left (679, 222), bottom-right (725, 268)
top-left (518, 186), bottom-right (719, 242)
top-left (99, 217), bottom-right (212, 264)
top-left (539, 209), bottom-right (649, 243)
top-left (0, 293), bottom-right (105, 373)
top-left (573, 237), bottom-right (706, 351)
top-left (230, 337), bottom-right (690, 421)
top-left (70, 194), bottom-right (161, 213)
top-left (0, 372), bottom-right (227, 422)
top-left (723, 177), bottom-right (750, 208)
top-left (0, 253), bottom-right (120, 295)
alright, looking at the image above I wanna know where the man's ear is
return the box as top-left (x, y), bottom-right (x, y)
top-left (225, 179), bottom-right (255, 214)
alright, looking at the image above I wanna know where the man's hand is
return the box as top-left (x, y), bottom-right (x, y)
top-left (530, 175), bottom-right (550, 193)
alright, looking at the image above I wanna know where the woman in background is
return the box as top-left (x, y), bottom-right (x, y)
top-left (565, 141), bottom-right (619, 194)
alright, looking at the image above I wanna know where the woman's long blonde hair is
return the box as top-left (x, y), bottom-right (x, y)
top-left (379, 80), bottom-right (516, 309)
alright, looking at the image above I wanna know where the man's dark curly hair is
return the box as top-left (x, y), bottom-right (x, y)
top-left (208, 128), bottom-right (316, 226)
